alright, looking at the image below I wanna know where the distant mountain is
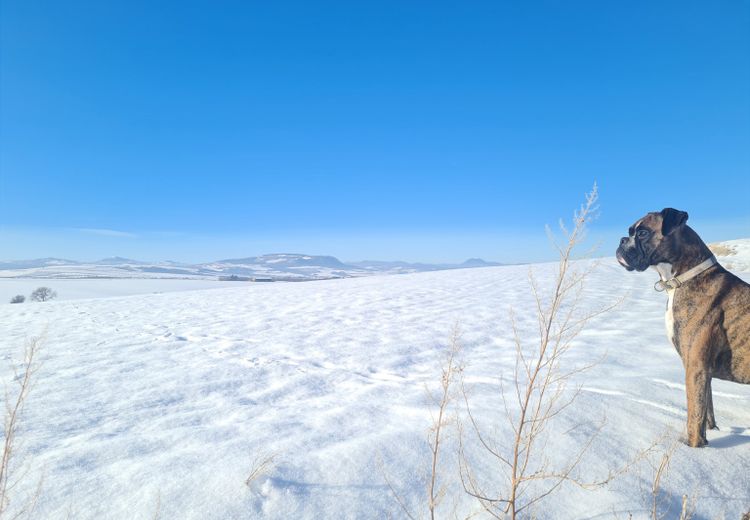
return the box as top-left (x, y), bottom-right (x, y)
top-left (215, 254), bottom-right (351, 269)
top-left (0, 254), bottom-right (504, 281)
top-left (0, 258), bottom-right (81, 270)
top-left (350, 260), bottom-right (434, 273)
top-left (96, 256), bottom-right (147, 265)
top-left (351, 258), bottom-right (502, 273)
top-left (459, 258), bottom-right (503, 268)
top-left (197, 254), bottom-right (365, 280)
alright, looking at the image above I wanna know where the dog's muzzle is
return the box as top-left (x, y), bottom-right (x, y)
top-left (617, 237), bottom-right (649, 272)
top-left (616, 249), bottom-right (634, 271)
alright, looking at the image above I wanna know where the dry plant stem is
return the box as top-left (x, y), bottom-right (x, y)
top-left (678, 495), bottom-right (689, 520)
top-left (647, 439), bottom-right (695, 520)
top-left (510, 187), bottom-right (597, 517)
top-left (427, 324), bottom-right (462, 520)
top-left (380, 459), bottom-right (418, 520)
top-left (245, 453), bottom-right (277, 487)
top-left (0, 336), bottom-right (42, 519)
top-left (461, 185), bottom-right (626, 518)
top-left (382, 325), bottom-right (463, 520)
top-left (651, 450), bottom-right (670, 520)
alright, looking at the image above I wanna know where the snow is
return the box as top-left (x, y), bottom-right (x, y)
top-left (0, 278), bottom-right (240, 303)
top-left (1, 256), bottom-right (749, 519)
top-left (710, 238), bottom-right (750, 273)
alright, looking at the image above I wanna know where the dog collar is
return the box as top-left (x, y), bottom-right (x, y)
top-left (654, 256), bottom-right (717, 292)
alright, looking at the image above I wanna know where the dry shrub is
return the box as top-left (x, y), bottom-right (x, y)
top-left (707, 243), bottom-right (736, 257)
top-left (458, 185), bottom-right (624, 519)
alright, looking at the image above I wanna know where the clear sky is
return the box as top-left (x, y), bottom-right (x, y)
top-left (1, 1), bottom-right (748, 263)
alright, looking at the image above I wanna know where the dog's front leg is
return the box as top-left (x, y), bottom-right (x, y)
top-left (706, 377), bottom-right (718, 430)
top-left (685, 363), bottom-right (709, 447)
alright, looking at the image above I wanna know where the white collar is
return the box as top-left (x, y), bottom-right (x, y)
top-left (654, 256), bottom-right (717, 292)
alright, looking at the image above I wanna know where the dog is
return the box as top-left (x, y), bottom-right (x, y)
top-left (616, 208), bottom-right (750, 447)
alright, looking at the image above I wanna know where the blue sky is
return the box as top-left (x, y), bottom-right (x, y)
top-left (1, 1), bottom-right (748, 263)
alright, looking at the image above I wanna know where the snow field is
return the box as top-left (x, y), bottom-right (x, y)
top-left (1, 260), bottom-right (749, 519)
top-left (0, 278), bottom-right (239, 304)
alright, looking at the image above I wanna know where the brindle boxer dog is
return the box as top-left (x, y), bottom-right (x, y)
top-left (616, 208), bottom-right (750, 447)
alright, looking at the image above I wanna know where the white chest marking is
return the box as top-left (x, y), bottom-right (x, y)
top-left (651, 263), bottom-right (676, 347)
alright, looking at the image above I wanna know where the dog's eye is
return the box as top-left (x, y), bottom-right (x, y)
top-left (637, 229), bottom-right (650, 239)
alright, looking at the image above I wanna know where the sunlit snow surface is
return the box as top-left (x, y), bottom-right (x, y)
top-left (1, 259), bottom-right (749, 519)
top-left (711, 238), bottom-right (750, 272)
top-left (0, 278), bottom-right (236, 303)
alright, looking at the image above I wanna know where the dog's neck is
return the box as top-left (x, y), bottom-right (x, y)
top-left (652, 262), bottom-right (674, 281)
top-left (666, 226), bottom-right (715, 277)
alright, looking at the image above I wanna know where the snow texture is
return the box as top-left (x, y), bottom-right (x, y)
top-left (1, 256), bottom-right (749, 519)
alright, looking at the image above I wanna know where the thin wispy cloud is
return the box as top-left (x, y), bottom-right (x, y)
top-left (76, 228), bottom-right (139, 239)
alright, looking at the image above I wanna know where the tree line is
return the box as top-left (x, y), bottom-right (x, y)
top-left (9, 287), bottom-right (57, 304)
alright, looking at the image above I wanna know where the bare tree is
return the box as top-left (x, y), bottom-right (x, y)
top-left (29, 288), bottom-right (56, 303)
top-left (9, 296), bottom-right (24, 304)
top-left (1, 336), bottom-right (43, 518)
top-left (459, 184), bottom-right (621, 518)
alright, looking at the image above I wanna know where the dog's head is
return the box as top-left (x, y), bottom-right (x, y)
top-left (616, 208), bottom-right (688, 271)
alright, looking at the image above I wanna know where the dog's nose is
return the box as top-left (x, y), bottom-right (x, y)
top-left (620, 237), bottom-right (629, 246)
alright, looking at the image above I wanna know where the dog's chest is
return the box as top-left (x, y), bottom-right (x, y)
top-left (664, 290), bottom-right (676, 347)
top-left (652, 263), bottom-right (677, 349)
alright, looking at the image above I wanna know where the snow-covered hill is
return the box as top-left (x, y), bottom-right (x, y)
top-left (199, 253), bottom-right (366, 280)
top-left (0, 253), bottom-right (503, 281)
top-left (1, 259), bottom-right (748, 519)
top-left (0, 257), bottom-right (208, 280)
top-left (709, 238), bottom-right (750, 273)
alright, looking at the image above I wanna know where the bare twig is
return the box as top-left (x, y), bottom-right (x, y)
top-left (245, 452), bottom-right (277, 488)
top-left (644, 438), bottom-right (695, 520)
top-left (426, 324), bottom-right (462, 520)
top-left (383, 324), bottom-right (465, 520)
top-left (1, 336), bottom-right (43, 519)
top-left (379, 455), bottom-right (419, 520)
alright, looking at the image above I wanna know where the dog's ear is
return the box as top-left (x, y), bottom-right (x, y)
top-left (660, 208), bottom-right (688, 235)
